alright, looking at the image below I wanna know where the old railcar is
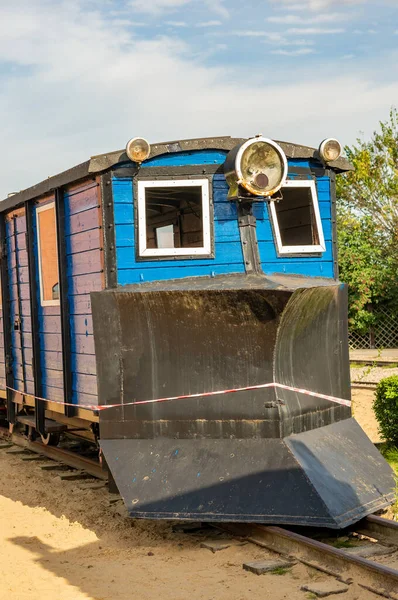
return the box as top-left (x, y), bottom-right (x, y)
top-left (0, 135), bottom-right (394, 528)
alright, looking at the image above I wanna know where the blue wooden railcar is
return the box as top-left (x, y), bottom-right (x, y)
top-left (0, 135), bottom-right (394, 528)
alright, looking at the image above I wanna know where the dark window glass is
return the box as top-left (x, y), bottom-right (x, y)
top-left (145, 186), bottom-right (203, 250)
top-left (275, 186), bottom-right (319, 246)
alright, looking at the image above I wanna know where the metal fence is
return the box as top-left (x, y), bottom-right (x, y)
top-left (348, 307), bottom-right (398, 349)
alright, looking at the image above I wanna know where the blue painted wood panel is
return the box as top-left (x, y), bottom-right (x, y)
top-left (65, 180), bottom-right (103, 405)
top-left (113, 168), bottom-right (245, 286)
top-left (113, 153), bottom-right (335, 285)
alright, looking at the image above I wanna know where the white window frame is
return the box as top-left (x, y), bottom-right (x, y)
top-left (269, 179), bottom-right (326, 255)
top-left (137, 179), bottom-right (212, 258)
top-left (36, 202), bottom-right (60, 307)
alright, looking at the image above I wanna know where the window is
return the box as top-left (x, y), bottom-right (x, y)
top-left (269, 180), bottom-right (326, 255)
top-left (137, 179), bottom-right (211, 257)
top-left (36, 203), bottom-right (60, 306)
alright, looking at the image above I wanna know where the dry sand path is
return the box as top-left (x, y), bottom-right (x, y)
top-left (0, 448), bottom-right (377, 600)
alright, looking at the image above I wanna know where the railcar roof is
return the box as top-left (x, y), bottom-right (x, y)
top-left (0, 136), bottom-right (352, 212)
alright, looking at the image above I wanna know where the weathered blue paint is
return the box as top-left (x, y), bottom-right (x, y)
top-left (113, 152), bottom-right (336, 285)
top-left (113, 171), bottom-right (245, 285)
top-left (64, 181), bottom-right (103, 405)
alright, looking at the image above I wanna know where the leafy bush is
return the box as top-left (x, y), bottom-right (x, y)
top-left (374, 376), bottom-right (398, 445)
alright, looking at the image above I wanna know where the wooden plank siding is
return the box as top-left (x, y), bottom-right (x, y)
top-left (112, 152), bottom-right (335, 285)
top-left (256, 169), bottom-right (334, 278)
top-left (113, 152), bottom-right (246, 286)
top-left (64, 179), bottom-right (103, 406)
top-left (0, 276), bottom-right (6, 390)
top-left (5, 211), bottom-right (33, 395)
top-left (31, 196), bottom-right (64, 402)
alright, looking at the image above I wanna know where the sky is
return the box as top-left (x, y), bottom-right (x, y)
top-left (0, 0), bottom-right (397, 198)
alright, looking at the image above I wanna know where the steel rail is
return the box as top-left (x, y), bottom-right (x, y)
top-left (217, 523), bottom-right (398, 599)
top-left (9, 433), bottom-right (107, 480)
top-left (358, 514), bottom-right (398, 546)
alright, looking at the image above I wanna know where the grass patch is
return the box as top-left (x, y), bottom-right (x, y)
top-left (382, 363), bottom-right (398, 368)
top-left (271, 567), bottom-right (290, 575)
top-left (380, 444), bottom-right (398, 519)
top-left (305, 594), bottom-right (317, 600)
top-left (379, 444), bottom-right (398, 474)
top-left (331, 539), bottom-right (356, 549)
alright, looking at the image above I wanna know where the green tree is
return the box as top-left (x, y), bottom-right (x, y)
top-left (337, 108), bottom-right (398, 334)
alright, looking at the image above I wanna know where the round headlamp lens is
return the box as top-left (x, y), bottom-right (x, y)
top-left (240, 140), bottom-right (286, 195)
top-left (319, 138), bottom-right (341, 162)
top-left (126, 137), bottom-right (151, 163)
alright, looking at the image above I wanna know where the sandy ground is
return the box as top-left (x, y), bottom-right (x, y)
top-left (0, 448), bottom-right (381, 600)
top-left (0, 365), bottom-right (393, 600)
top-left (351, 386), bottom-right (380, 443)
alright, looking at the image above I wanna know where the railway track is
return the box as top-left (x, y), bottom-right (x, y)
top-left (1, 427), bottom-right (398, 598)
top-left (216, 517), bottom-right (398, 599)
top-left (0, 427), bottom-right (106, 480)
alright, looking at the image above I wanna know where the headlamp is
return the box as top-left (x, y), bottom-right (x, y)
top-left (319, 138), bottom-right (342, 163)
top-left (126, 137), bottom-right (151, 163)
top-left (224, 136), bottom-right (287, 199)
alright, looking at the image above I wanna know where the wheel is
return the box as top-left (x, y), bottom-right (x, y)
top-left (40, 432), bottom-right (61, 446)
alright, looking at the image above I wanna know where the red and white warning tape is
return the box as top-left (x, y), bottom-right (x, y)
top-left (6, 381), bottom-right (351, 411)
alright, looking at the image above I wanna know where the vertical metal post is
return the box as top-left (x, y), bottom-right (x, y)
top-left (329, 170), bottom-right (339, 280)
top-left (55, 188), bottom-right (73, 417)
top-left (100, 174), bottom-right (117, 288)
top-left (0, 214), bottom-right (15, 424)
top-left (25, 201), bottom-right (45, 435)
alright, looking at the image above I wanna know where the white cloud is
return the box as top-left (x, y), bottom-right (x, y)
top-left (206, 0), bottom-right (229, 19)
top-left (129, 0), bottom-right (190, 13)
top-left (196, 20), bottom-right (222, 27)
top-left (0, 0), bottom-right (396, 199)
top-left (287, 27), bottom-right (345, 34)
top-left (233, 31), bottom-right (271, 37)
top-left (267, 12), bottom-right (346, 24)
top-left (129, 0), bottom-right (228, 18)
top-left (271, 48), bottom-right (315, 56)
top-left (165, 20), bottom-right (187, 26)
top-left (272, 0), bottom-right (367, 10)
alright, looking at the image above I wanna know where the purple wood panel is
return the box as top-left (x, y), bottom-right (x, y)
top-left (10, 300), bottom-right (31, 317)
top-left (67, 207), bottom-right (101, 235)
top-left (40, 350), bottom-right (63, 370)
top-left (9, 282), bottom-right (30, 300)
top-left (39, 333), bottom-right (62, 352)
top-left (65, 182), bottom-right (99, 215)
top-left (73, 391), bottom-right (98, 407)
top-left (66, 229), bottom-right (102, 255)
top-left (70, 315), bottom-right (93, 335)
top-left (67, 249), bottom-right (102, 277)
top-left (69, 294), bottom-right (92, 315)
top-left (9, 266), bottom-right (29, 285)
top-left (9, 249), bottom-right (28, 268)
top-left (72, 353), bottom-right (97, 375)
top-left (14, 364), bottom-right (34, 382)
top-left (65, 179), bottom-right (103, 405)
top-left (74, 334), bottom-right (95, 355)
top-left (42, 385), bottom-right (64, 402)
top-left (68, 273), bottom-right (103, 296)
top-left (72, 373), bottom-right (98, 395)
top-left (39, 316), bottom-right (62, 334)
